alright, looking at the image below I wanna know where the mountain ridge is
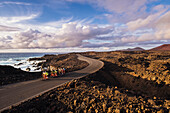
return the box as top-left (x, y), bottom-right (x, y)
top-left (117, 47), bottom-right (145, 51)
top-left (150, 44), bottom-right (170, 51)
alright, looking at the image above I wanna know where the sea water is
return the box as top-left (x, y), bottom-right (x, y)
top-left (0, 53), bottom-right (58, 72)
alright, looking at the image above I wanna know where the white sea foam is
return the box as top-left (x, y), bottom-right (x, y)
top-left (0, 52), bottom-right (64, 72)
top-left (0, 53), bottom-right (47, 72)
top-left (12, 59), bottom-right (46, 72)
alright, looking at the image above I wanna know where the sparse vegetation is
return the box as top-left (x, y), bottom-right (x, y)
top-left (2, 51), bottom-right (170, 112)
top-left (82, 51), bottom-right (170, 85)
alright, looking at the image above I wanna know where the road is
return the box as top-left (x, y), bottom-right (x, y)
top-left (0, 54), bottom-right (104, 111)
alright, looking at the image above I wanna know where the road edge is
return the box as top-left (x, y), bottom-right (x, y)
top-left (0, 54), bottom-right (104, 112)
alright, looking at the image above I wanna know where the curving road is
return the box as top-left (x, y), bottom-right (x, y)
top-left (0, 54), bottom-right (104, 111)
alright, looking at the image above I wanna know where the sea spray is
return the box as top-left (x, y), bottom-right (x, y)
top-left (0, 53), bottom-right (58, 72)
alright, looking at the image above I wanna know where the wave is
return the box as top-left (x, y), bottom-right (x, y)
top-left (0, 52), bottom-right (64, 72)
top-left (0, 59), bottom-right (46, 72)
top-left (0, 53), bottom-right (47, 72)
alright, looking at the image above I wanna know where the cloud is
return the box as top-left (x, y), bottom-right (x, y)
top-left (122, 11), bottom-right (170, 43)
top-left (0, 14), bottom-right (39, 24)
top-left (67, 0), bottom-right (147, 13)
top-left (67, 0), bottom-right (148, 22)
top-left (0, 25), bottom-right (20, 31)
top-left (154, 11), bottom-right (170, 40)
top-left (81, 42), bottom-right (126, 48)
top-left (44, 17), bottom-right (73, 27)
top-left (126, 13), bottom-right (160, 31)
top-left (0, 1), bottom-right (31, 6)
top-left (0, 22), bottom-right (113, 49)
top-left (155, 11), bottom-right (170, 30)
top-left (86, 10), bottom-right (170, 48)
top-left (0, 1), bottom-right (41, 21)
top-left (67, 0), bottom-right (169, 23)
top-left (126, 5), bottom-right (169, 31)
top-left (95, 0), bottom-right (146, 14)
top-left (0, 0), bottom-right (169, 51)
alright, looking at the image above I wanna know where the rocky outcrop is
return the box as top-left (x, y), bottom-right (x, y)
top-left (0, 54), bottom-right (88, 86)
top-left (33, 54), bottom-right (89, 72)
top-left (2, 69), bottom-right (169, 113)
top-left (0, 65), bottom-right (41, 86)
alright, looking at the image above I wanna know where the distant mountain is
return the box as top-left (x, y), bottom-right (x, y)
top-left (150, 44), bottom-right (170, 51)
top-left (118, 47), bottom-right (145, 51)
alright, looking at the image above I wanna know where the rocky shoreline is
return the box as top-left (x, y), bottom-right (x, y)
top-left (0, 65), bottom-right (41, 86)
top-left (2, 51), bottom-right (170, 113)
top-left (0, 54), bottom-right (88, 86)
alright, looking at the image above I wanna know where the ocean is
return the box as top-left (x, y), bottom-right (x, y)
top-left (0, 53), bottom-right (59, 72)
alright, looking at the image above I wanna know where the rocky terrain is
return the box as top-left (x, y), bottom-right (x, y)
top-left (81, 51), bottom-right (170, 85)
top-left (2, 50), bottom-right (170, 112)
top-left (0, 65), bottom-right (41, 86)
top-left (0, 54), bottom-right (88, 86)
top-left (2, 67), bottom-right (169, 113)
top-left (29, 53), bottom-right (88, 72)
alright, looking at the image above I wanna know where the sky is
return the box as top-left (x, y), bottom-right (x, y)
top-left (0, 0), bottom-right (169, 52)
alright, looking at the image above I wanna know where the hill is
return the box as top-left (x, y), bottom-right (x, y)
top-left (118, 47), bottom-right (145, 51)
top-left (150, 44), bottom-right (170, 51)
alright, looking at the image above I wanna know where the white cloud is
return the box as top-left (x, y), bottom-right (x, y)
top-left (44, 17), bottom-right (73, 27)
top-left (67, 0), bottom-right (169, 23)
top-left (126, 4), bottom-right (169, 31)
top-left (95, 0), bottom-right (146, 14)
top-left (118, 9), bottom-right (169, 44)
top-left (0, 14), bottom-right (40, 34)
top-left (0, 14), bottom-right (39, 24)
top-left (86, 10), bottom-right (170, 47)
top-left (67, 0), bottom-right (147, 13)
top-left (0, 22), bottom-right (113, 49)
top-left (0, 0), bottom-right (169, 51)
top-left (67, 0), bottom-right (149, 22)
top-left (126, 13), bottom-right (161, 31)
top-left (155, 11), bottom-right (170, 30)
top-left (0, 2), bottom-right (31, 6)
top-left (0, 25), bottom-right (20, 31)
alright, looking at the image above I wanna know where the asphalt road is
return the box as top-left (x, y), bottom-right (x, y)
top-left (0, 54), bottom-right (104, 111)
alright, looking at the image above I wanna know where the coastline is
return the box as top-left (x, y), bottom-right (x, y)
top-left (1, 51), bottom-right (170, 112)
top-left (0, 53), bottom-right (89, 86)
top-left (2, 64), bottom-right (169, 113)
top-left (0, 53), bottom-right (58, 72)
